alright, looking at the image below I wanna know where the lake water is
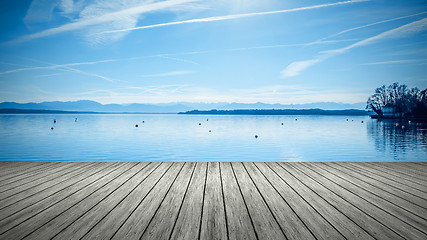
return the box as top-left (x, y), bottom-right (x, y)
top-left (0, 114), bottom-right (426, 162)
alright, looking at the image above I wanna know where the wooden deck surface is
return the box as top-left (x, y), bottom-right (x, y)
top-left (0, 162), bottom-right (426, 240)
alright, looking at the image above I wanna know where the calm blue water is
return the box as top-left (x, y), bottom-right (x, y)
top-left (0, 114), bottom-right (426, 162)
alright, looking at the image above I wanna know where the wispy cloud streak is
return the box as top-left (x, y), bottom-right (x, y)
top-left (100, 0), bottom-right (369, 34)
top-left (320, 11), bottom-right (427, 41)
top-left (281, 17), bottom-right (427, 78)
top-left (141, 70), bottom-right (194, 77)
top-left (17, 57), bottom-right (118, 83)
top-left (232, 39), bottom-right (360, 51)
top-left (0, 59), bottom-right (117, 75)
top-left (10, 0), bottom-right (197, 44)
top-left (156, 55), bottom-right (200, 65)
top-left (361, 59), bottom-right (427, 65)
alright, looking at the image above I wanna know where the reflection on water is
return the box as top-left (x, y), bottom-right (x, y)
top-left (367, 119), bottom-right (427, 159)
top-left (0, 114), bottom-right (426, 162)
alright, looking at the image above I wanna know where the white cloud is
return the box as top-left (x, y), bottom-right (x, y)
top-left (281, 56), bottom-right (327, 78)
top-left (14, 0), bottom-right (368, 45)
top-left (0, 59), bottom-right (117, 75)
top-left (17, 57), bottom-right (119, 83)
top-left (361, 59), bottom-right (426, 65)
top-left (281, 17), bottom-right (427, 78)
top-left (100, 0), bottom-right (368, 35)
top-left (320, 11), bottom-right (427, 41)
top-left (14, 0), bottom-right (198, 44)
top-left (141, 70), bottom-right (194, 77)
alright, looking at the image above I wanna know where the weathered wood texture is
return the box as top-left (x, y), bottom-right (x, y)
top-left (0, 162), bottom-right (426, 240)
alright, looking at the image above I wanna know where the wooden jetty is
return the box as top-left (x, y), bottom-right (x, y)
top-left (0, 162), bottom-right (426, 239)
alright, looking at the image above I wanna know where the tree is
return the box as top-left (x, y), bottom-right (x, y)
top-left (366, 82), bottom-right (427, 119)
top-left (366, 85), bottom-right (388, 116)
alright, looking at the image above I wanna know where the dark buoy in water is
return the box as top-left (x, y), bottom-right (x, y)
top-left (361, 121), bottom-right (364, 123)
top-left (51, 127), bottom-right (54, 130)
top-left (346, 119), bottom-right (348, 121)
top-left (255, 135), bottom-right (258, 139)
top-left (209, 130), bottom-right (211, 132)
top-left (295, 119), bottom-right (297, 121)
top-left (199, 123), bottom-right (201, 125)
top-left (207, 118), bottom-right (209, 121)
top-left (54, 119), bottom-right (56, 124)
top-left (135, 124), bottom-right (138, 127)
top-left (281, 122), bottom-right (284, 125)
top-left (75, 118), bottom-right (78, 122)
top-left (142, 121), bottom-right (145, 123)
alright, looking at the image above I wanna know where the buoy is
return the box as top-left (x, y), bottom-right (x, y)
top-left (207, 119), bottom-right (209, 121)
top-left (209, 130), bottom-right (211, 132)
top-left (395, 123), bottom-right (399, 127)
top-left (199, 123), bottom-right (201, 125)
top-left (255, 135), bottom-right (258, 138)
top-left (408, 120), bottom-right (411, 124)
top-left (135, 124), bottom-right (138, 127)
top-left (142, 121), bottom-right (144, 123)
top-left (281, 123), bottom-right (284, 125)
top-left (51, 127), bottom-right (54, 130)
top-left (75, 118), bottom-right (77, 122)
top-left (53, 119), bottom-right (56, 123)
top-left (295, 119), bottom-right (297, 121)
top-left (346, 119), bottom-right (348, 121)
top-left (361, 121), bottom-right (364, 123)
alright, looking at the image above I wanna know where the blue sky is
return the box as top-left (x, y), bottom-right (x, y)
top-left (0, 0), bottom-right (426, 104)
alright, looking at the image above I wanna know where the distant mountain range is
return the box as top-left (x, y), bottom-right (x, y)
top-left (0, 100), bottom-right (366, 113)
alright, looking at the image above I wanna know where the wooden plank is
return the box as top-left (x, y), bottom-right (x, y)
top-left (111, 162), bottom-right (185, 240)
top-left (370, 162), bottom-right (427, 179)
top-left (364, 163), bottom-right (427, 186)
top-left (0, 162), bottom-right (60, 184)
top-left (291, 163), bottom-right (427, 240)
top-left (272, 162), bottom-right (371, 240)
top-left (52, 162), bottom-right (157, 240)
top-left (141, 162), bottom-right (197, 239)
top-left (387, 162), bottom-right (427, 174)
top-left (21, 163), bottom-right (144, 240)
top-left (243, 162), bottom-right (315, 240)
top-left (0, 162), bottom-right (98, 208)
top-left (319, 163), bottom-right (427, 230)
top-left (231, 162), bottom-right (286, 239)
top-left (0, 163), bottom-right (136, 239)
top-left (0, 163), bottom-right (110, 218)
top-left (272, 162), bottom-right (402, 240)
top-left (329, 163), bottom-right (427, 210)
top-left (345, 163), bottom-right (427, 199)
top-left (170, 162), bottom-right (207, 240)
top-left (0, 164), bottom-right (71, 194)
top-left (199, 162), bottom-right (228, 240)
top-left (81, 163), bottom-right (173, 240)
top-left (0, 162), bottom-right (79, 194)
top-left (0, 162), bottom-right (426, 240)
top-left (258, 162), bottom-right (344, 240)
top-left (0, 163), bottom-right (121, 234)
top-left (220, 162), bottom-right (257, 240)
top-left (0, 162), bottom-right (48, 177)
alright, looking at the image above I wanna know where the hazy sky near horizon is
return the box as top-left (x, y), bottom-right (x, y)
top-left (1, 0), bottom-right (426, 104)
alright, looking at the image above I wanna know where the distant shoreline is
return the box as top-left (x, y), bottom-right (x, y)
top-left (1, 108), bottom-right (371, 116)
top-left (179, 109), bottom-right (370, 116)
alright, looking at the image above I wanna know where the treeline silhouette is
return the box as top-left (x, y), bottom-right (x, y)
top-left (366, 82), bottom-right (427, 121)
